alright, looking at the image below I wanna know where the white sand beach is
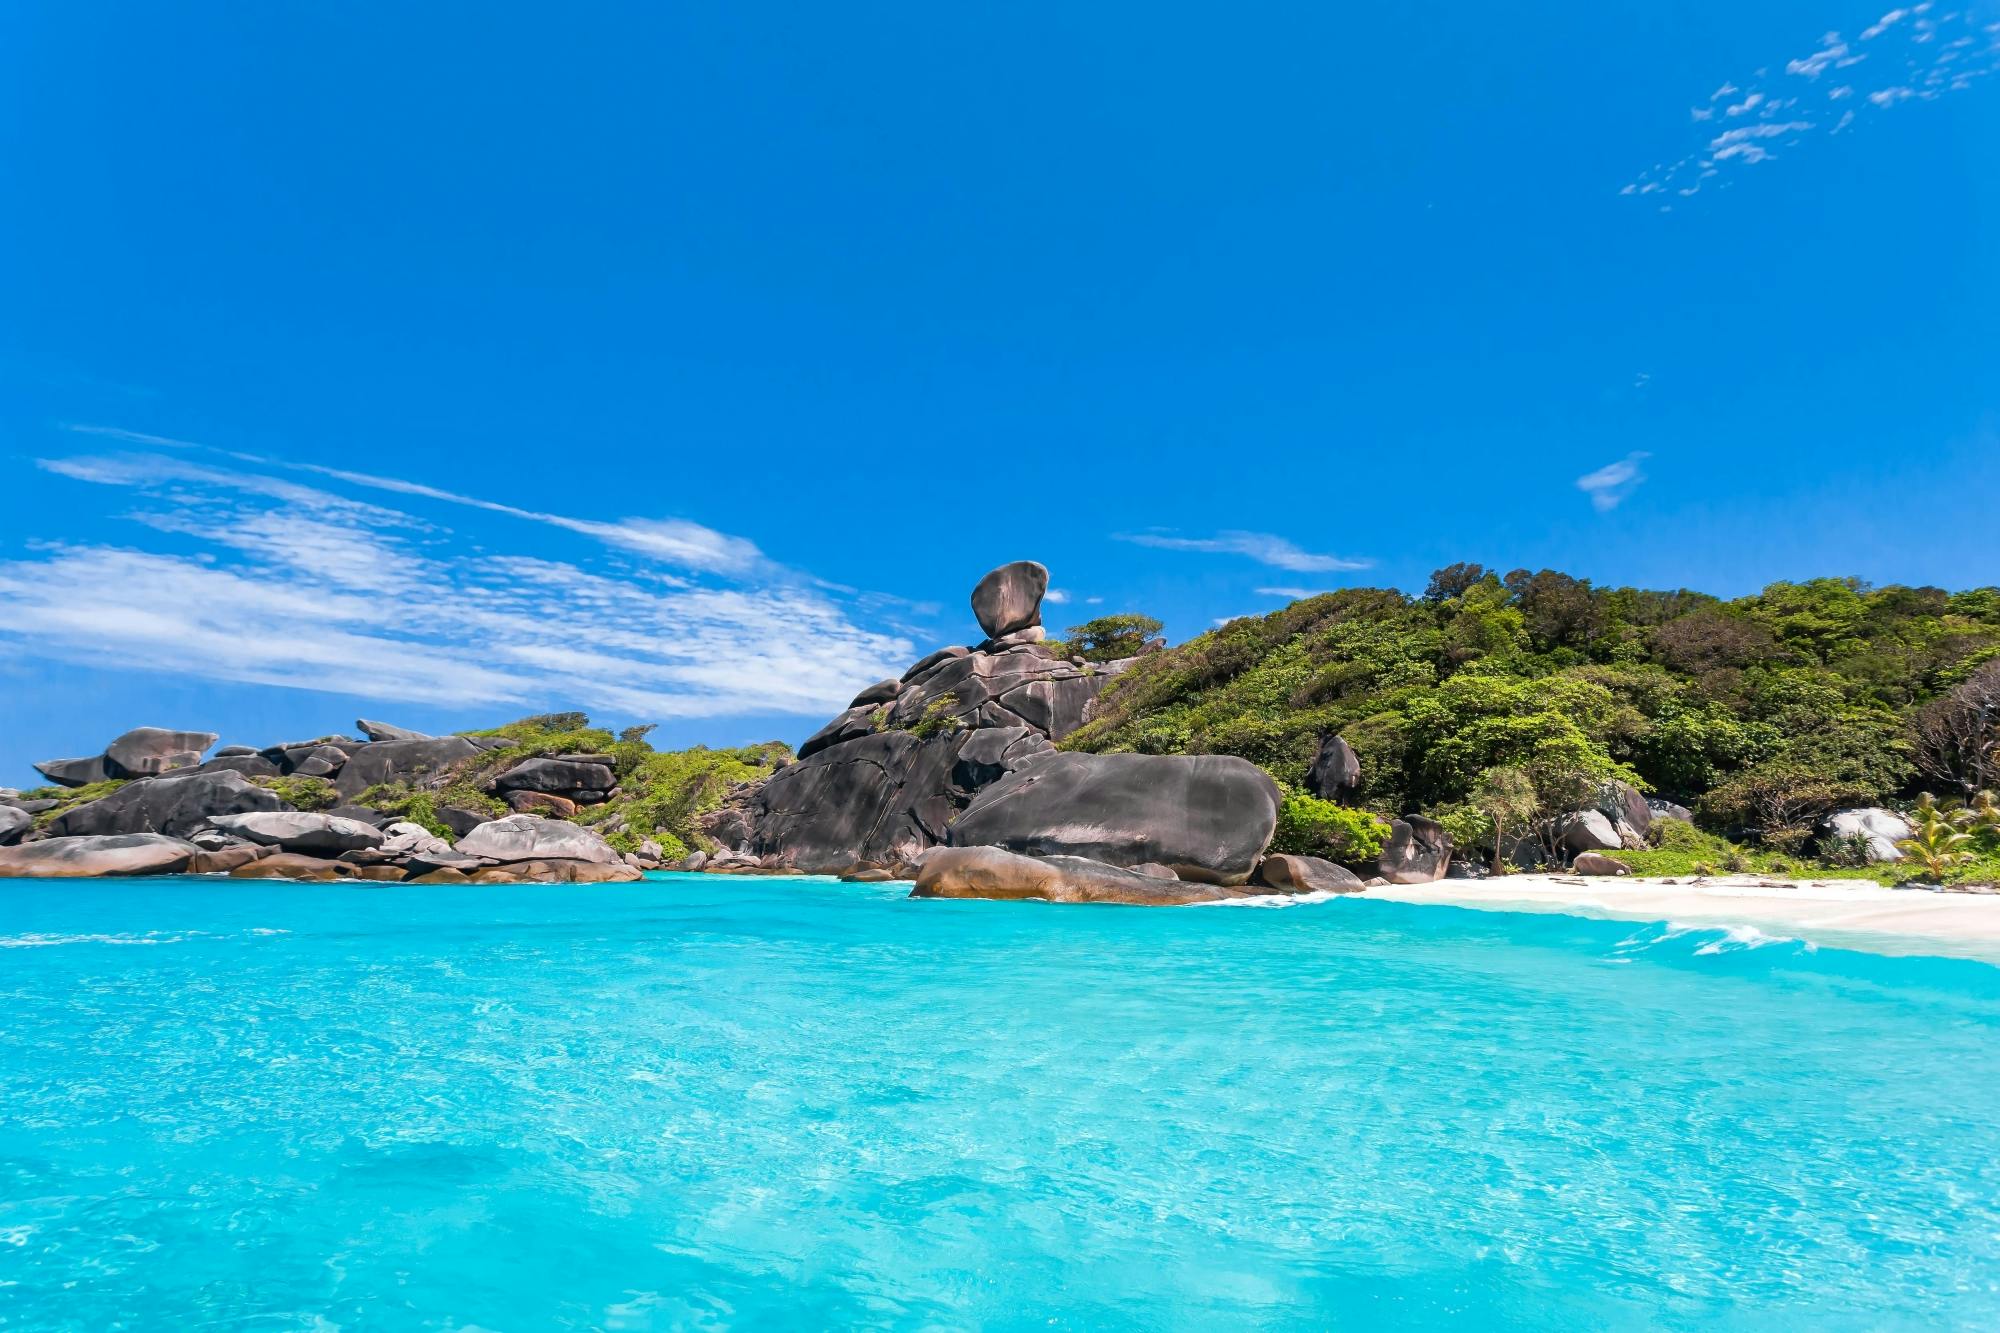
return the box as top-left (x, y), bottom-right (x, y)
top-left (1366, 875), bottom-right (2000, 964)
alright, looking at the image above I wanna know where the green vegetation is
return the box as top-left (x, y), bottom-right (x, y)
top-left (24, 778), bottom-right (129, 829)
top-left (573, 741), bottom-right (787, 855)
top-left (1054, 614), bottom-right (1164, 664)
top-left (907, 694), bottom-right (964, 741)
top-left (251, 775), bottom-right (336, 811)
top-left (1269, 791), bottom-right (1391, 868)
top-left (1065, 569), bottom-right (2000, 881)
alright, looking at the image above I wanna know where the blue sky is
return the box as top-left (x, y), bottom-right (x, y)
top-left (3, 2), bottom-right (1997, 784)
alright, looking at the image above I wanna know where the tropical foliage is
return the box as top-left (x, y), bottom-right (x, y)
top-left (1063, 569), bottom-right (2000, 878)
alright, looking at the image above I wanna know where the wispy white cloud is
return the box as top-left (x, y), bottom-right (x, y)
top-left (1862, 9), bottom-right (1908, 42)
top-left (12, 447), bottom-right (913, 720)
top-left (61, 425), bottom-right (766, 578)
top-left (1254, 586), bottom-right (1331, 600)
top-left (1044, 588), bottom-right (1071, 605)
top-left (1624, 8), bottom-right (1997, 204)
top-left (1576, 452), bottom-right (1651, 512)
top-left (1114, 529), bottom-right (1372, 573)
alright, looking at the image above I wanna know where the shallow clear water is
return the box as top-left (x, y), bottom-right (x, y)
top-left (2, 875), bottom-right (1998, 1331)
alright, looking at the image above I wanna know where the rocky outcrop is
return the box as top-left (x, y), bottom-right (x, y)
top-left (971, 561), bottom-right (1048, 639)
top-left (334, 736), bottom-right (482, 798)
top-left (707, 562), bottom-right (1300, 881)
top-left (188, 844), bottom-right (271, 874)
top-left (1254, 853), bottom-right (1365, 895)
top-left (1571, 851), bottom-right (1632, 876)
top-left (209, 811), bottom-right (386, 855)
top-left (1558, 809), bottom-right (1623, 856)
top-left (465, 858), bottom-right (642, 884)
top-left (912, 845), bottom-right (1266, 906)
top-left (492, 756), bottom-right (614, 800)
top-left (1592, 780), bottom-right (1652, 848)
top-left (231, 853), bottom-right (361, 881)
top-left (188, 753), bottom-right (283, 780)
top-left (454, 814), bottom-right (621, 865)
top-left (1647, 796), bottom-right (1695, 825)
top-left (1305, 735), bottom-right (1362, 803)
top-left (0, 833), bottom-right (199, 878)
top-left (34, 726), bottom-right (219, 787)
top-left (947, 752), bottom-right (1281, 885)
top-left (0, 806), bottom-right (29, 846)
top-left (733, 727), bottom-right (1055, 874)
top-left (1820, 808), bottom-right (1912, 863)
top-left (357, 718), bottom-right (434, 742)
top-left (45, 770), bottom-right (284, 840)
top-left (1376, 816), bottom-right (1452, 885)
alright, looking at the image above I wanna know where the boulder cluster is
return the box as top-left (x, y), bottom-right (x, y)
top-left (0, 722), bottom-right (662, 883)
top-left (699, 561), bottom-right (1458, 904)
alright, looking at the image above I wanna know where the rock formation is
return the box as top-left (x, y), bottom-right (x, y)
top-left (1819, 807), bottom-right (1913, 863)
top-left (45, 770), bottom-right (283, 840)
top-left (912, 846), bottom-right (1269, 906)
top-left (34, 726), bottom-right (220, 787)
top-left (455, 814), bottom-right (623, 865)
top-left (946, 752), bottom-right (1281, 885)
top-left (1376, 816), bottom-right (1452, 885)
top-left (970, 560), bottom-right (1049, 639)
top-left (1305, 735), bottom-right (1362, 803)
top-left (1254, 853), bottom-right (1366, 895)
top-left (0, 833), bottom-right (200, 878)
top-left (708, 562), bottom-right (1138, 874)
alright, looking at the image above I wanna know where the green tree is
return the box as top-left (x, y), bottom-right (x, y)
top-left (1063, 614), bottom-right (1164, 663)
top-left (1470, 766), bottom-right (1537, 874)
top-left (1898, 794), bottom-right (1976, 881)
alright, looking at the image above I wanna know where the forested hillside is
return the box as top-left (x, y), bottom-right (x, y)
top-left (1063, 568), bottom-right (2000, 863)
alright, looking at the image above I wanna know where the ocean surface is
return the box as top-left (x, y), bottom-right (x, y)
top-left (3, 874), bottom-right (1998, 1331)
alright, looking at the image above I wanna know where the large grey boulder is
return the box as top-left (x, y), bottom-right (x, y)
top-left (188, 753), bottom-right (283, 780)
top-left (1254, 853), bottom-right (1365, 895)
top-left (911, 845), bottom-right (1264, 906)
top-left (334, 736), bottom-right (481, 797)
top-left (45, 770), bottom-right (284, 840)
top-left (32, 755), bottom-right (114, 787)
top-left (356, 718), bottom-right (434, 742)
top-left (1305, 735), bottom-right (1361, 802)
top-left (209, 811), bottom-right (386, 855)
top-left (1820, 808), bottom-right (1912, 863)
top-left (970, 561), bottom-right (1049, 638)
top-left (731, 728), bottom-right (1053, 874)
top-left (848, 679), bottom-right (902, 709)
top-left (948, 752), bottom-right (1281, 885)
top-left (1558, 809), bottom-right (1623, 856)
top-left (380, 821), bottom-right (452, 858)
top-left (0, 806), bottom-right (30, 846)
top-left (454, 814), bottom-right (621, 865)
top-left (1647, 796), bottom-right (1695, 825)
top-left (0, 833), bottom-right (198, 878)
top-left (105, 728), bottom-right (219, 779)
top-left (1376, 816), bottom-right (1453, 885)
top-left (38, 728), bottom-right (221, 787)
top-left (1572, 852), bottom-right (1632, 876)
top-left (1590, 780), bottom-right (1651, 849)
top-left (492, 757), bottom-right (615, 796)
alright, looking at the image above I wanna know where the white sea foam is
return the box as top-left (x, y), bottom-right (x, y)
top-left (1611, 921), bottom-right (1812, 958)
top-left (1193, 889), bottom-right (1348, 909)
top-left (0, 928), bottom-right (290, 948)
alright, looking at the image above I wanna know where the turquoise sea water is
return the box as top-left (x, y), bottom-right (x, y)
top-left (3, 874), bottom-right (1999, 1331)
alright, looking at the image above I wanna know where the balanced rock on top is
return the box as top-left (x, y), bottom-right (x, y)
top-left (970, 560), bottom-right (1049, 639)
